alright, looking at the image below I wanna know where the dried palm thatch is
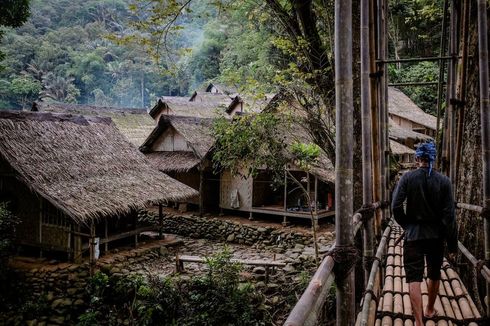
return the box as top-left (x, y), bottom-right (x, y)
top-left (32, 101), bottom-right (155, 147)
top-left (145, 152), bottom-right (201, 173)
top-left (227, 94), bottom-right (277, 114)
top-left (204, 82), bottom-right (239, 95)
top-left (0, 111), bottom-right (198, 224)
top-left (149, 96), bottom-right (230, 119)
top-left (389, 140), bottom-right (415, 155)
top-left (389, 118), bottom-right (433, 144)
top-left (388, 87), bottom-right (438, 130)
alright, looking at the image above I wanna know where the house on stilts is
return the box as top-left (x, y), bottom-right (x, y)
top-left (0, 111), bottom-right (197, 262)
top-left (139, 115), bottom-right (219, 214)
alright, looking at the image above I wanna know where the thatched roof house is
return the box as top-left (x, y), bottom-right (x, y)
top-left (389, 118), bottom-right (433, 148)
top-left (388, 87), bottom-right (438, 136)
top-left (31, 101), bottom-right (154, 147)
top-left (140, 115), bottom-right (214, 173)
top-left (140, 115), bottom-right (219, 213)
top-left (0, 111), bottom-right (196, 260)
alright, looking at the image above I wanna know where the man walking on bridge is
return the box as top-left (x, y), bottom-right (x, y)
top-left (392, 142), bottom-right (458, 326)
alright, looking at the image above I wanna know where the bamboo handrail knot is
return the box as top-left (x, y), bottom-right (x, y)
top-left (475, 259), bottom-right (489, 274)
top-left (363, 255), bottom-right (381, 271)
top-left (357, 204), bottom-right (376, 222)
top-left (326, 245), bottom-right (360, 279)
top-left (361, 288), bottom-right (378, 304)
top-left (480, 205), bottom-right (490, 219)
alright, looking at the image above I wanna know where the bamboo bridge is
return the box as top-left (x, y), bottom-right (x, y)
top-left (284, 0), bottom-right (489, 325)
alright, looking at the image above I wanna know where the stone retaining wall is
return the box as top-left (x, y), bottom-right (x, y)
top-left (160, 214), bottom-right (334, 250)
top-left (3, 244), bottom-right (164, 326)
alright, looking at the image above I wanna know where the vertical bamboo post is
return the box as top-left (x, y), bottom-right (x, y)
top-left (39, 199), bottom-right (43, 258)
top-left (335, 0), bottom-right (355, 324)
top-left (447, 0), bottom-right (459, 185)
top-left (158, 203), bottom-right (163, 239)
top-left (74, 224), bottom-right (82, 264)
top-left (377, 0), bottom-right (388, 222)
top-left (382, 0), bottom-right (390, 215)
top-left (104, 219), bottom-right (108, 253)
top-left (361, 0), bottom-right (375, 285)
top-left (133, 212), bottom-right (138, 248)
top-left (314, 175), bottom-right (318, 229)
top-left (435, 0), bottom-right (449, 169)
top-left (199, 166), bottom-right (204, 217)
top-left (454, 0), bottom-right (470, 184)
top-left (89, 221), bottom-right (95, 276)
top-left (370, 0), bottom-right (381, 236)
top-left (283, 169), bottom-right (288, 226)
top-left (477, 0), bottom-right (490, 317)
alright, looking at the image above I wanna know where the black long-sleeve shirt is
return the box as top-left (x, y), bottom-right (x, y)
top-left (391, 167), bottom-right (458, 253)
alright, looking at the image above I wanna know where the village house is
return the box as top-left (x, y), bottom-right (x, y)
top-left (139, 115), bottom-right (219, 214)
top-left (0, 111), bottom-right (197, 262)
top-left (388, 87), bottom-right (438, 137)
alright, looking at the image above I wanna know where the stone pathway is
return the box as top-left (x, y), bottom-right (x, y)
top-left (144, 236), bottom-right (333, 277)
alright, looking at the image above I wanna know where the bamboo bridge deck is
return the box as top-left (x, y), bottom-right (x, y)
top-left (367, 226), bottom-right (483, 326)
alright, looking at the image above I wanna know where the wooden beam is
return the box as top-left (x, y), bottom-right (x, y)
top-left (159, 203), bottom-right (163, 239)
top-left (199, 166), bottom-right (204, 217)
top-left (104, 219), bottom-right (108, 252)
top-left (99, 226), bottom-right (157, 245)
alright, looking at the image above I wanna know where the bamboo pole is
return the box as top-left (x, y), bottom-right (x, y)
top-left (335, 0), bottom-right (355, 324)
top-left (377, 0), bottom-right (389, 223)
top-left (436, 0), bottom-right (449, 169)
top-left (477, 0), bottom-right (490, 317)
top-left (158, 203), bottom-right (163, 239)
top-left (448, 0), bottom-right (459, 185)
top-left (199, 166), bottom-right (204, 217)
top-left (370, 0), bottom-right (381, 237)
top-left (361, 0), bottom-right (375, 285)
top-left (454, 0), bottom-right (470, 183)
top-left (358, 223), bottom-right (392, 325)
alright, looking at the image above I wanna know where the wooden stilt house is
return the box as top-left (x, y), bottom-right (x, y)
top-left (139, 115), bottom-right (219, 213)
top-left (0, 111), bottom-right (197, 262)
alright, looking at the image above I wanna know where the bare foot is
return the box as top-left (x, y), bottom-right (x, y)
top-left (425, 308), bottom-right (439, 318)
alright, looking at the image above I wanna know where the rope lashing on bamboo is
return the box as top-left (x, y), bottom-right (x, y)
top-left (357, 204), bottom-right (376, 222)
top-left (475, 259), bottom-right (489, 274)
top-left (361, 288), bottom-right (378, 305)
top-left (363, 255), bottom-right (382, 271)
top-left (326, 245), bottom-right (360, 278)
top-left (376, 311), bottom-right (488, 325)
top-left (480, 205), bottom-right (490, 220)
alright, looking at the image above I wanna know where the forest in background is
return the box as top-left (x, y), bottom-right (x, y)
top-left (0, 0), bottom-right (445, 112)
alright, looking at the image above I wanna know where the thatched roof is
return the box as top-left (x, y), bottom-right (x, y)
top-left (140, 115), bottom-right (215, 172)
top-left (390, 140), bottom-right (415, 155)
top-left (204, 83), bottom-right (239, 95)
top-left (389, 118), bottom-right (433, 143)
top-left (149, 96), bottom-right (230, 119)
top-left (388, 87), bottom-right (438, 130)
top-left (189, 92), bottom-right (233, 105)
top-left (0, 111), bottom-right (197, 223)
top-left (227, 94), bottom-right (277, 114)
top-left (144, 152), bottom-right (202, 173)
top-left (31, 101), bottom-right (155, 147)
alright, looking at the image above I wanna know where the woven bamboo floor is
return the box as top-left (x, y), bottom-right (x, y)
top-left (374, 226), bottom-right (484, 326)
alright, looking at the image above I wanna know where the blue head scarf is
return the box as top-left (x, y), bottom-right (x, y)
top-left (415, 141), bottom-right (437, 176)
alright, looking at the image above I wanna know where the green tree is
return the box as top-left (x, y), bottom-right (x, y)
top-left (0, 0), bottom-right (31, 67)
top-left (8, 75), bottom-right (41, 109)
